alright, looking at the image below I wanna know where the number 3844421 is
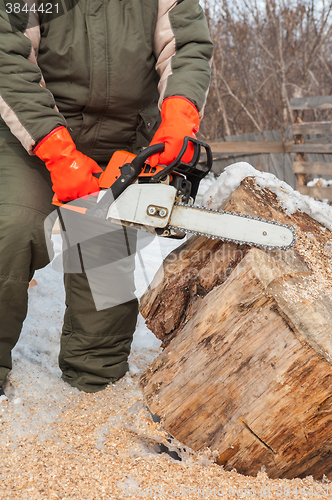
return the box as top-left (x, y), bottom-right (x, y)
top-left (5, 3), bottom-right (59, 14)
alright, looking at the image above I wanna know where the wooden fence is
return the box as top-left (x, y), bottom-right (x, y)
top-left (202, 129), bottom-right (297, 189)
top-left (203, 96), bottom-right (332, 199)
top-left (291, 96), bottom-right (332, 200)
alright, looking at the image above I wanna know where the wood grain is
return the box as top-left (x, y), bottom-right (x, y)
top-left (206, 141), bottom-right (293, 154)
top-left (296, 185), bottom-right (332, 200)
top-left (293, 161), bottom-right (332, 175)
top-left (292, 143), bottom-right (332, 154)
top-left (140, 178), bottom-right (332, 479)
top-left (292, 121), bottom-right (332, 135)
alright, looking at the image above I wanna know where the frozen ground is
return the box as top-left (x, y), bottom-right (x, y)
top-left (0, 171), bottom-right (217, 442)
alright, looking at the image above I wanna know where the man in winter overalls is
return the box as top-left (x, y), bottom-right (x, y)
top-left (0, 0), bottom-right (213, 398)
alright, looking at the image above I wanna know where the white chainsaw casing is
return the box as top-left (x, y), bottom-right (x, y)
top-left (106, 183), bottom-right (177, 228)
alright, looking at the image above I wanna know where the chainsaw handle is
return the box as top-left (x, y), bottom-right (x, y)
top-left (150, 136), bottom-right (212, 183)
top-left (131, 143), bottom-right (165, 171)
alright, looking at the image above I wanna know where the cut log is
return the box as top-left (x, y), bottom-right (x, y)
top-left (139, 177), bottom-right (332, 480)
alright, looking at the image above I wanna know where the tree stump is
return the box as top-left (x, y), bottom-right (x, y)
top-left (139, 177), bottom-right (332, 480)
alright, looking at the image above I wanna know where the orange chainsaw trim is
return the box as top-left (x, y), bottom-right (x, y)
top-left (52, 194), bottom-right (88, 214)
top-left (52, 149), bottom-right (167, 210)
top-left (98, 150), bottom-right (166, 188)
top-left (98, 151), bottom-right (136, 189)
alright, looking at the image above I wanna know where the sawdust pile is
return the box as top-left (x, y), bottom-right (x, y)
top-left (0, 350), bottom-right (330, 500)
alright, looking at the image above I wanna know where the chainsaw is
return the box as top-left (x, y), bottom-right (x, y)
top-left (53, 137), bottom-right (295, 250)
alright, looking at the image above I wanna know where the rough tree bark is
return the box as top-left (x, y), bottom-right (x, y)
top-left (139, 177), bottom-right (332, 480)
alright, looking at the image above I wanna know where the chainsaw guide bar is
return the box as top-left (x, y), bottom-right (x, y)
top-left (169, 202), bottom-right (296, 250)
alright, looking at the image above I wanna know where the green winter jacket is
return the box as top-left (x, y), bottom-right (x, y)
top-left (0, 0), bottom-right (213, 162)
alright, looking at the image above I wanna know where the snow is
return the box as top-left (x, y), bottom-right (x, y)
top-left (202, 162), bottom-right (332, 231)
top-left (308, 178), bottom-right (332, 188)
top-left (0, 236), bottom-right (179, 443)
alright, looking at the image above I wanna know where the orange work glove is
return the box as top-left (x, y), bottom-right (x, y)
top-left (148, 96), bottom-right (200, 168)
top-left (34, 126), bottom-right (102, 202)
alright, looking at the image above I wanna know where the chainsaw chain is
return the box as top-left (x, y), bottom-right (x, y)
top-left (168, 202), bottom-right (296, 251)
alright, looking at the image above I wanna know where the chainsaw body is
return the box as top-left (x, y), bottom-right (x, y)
top-left (53, 138), bottom-right (296, 249)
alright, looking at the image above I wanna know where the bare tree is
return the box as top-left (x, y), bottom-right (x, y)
top-left (200, 0), bottom-right (332, 139)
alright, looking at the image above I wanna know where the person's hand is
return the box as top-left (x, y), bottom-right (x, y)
top-left (34, 126), bottom-right (102, 202)
top-left (148, 96), bottom-right (199, 168)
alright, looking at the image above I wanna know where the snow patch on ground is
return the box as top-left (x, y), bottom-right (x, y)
top-left (1, 175), bottom-right (214, 443)
top-left (308, 178), bottom-right (332, 188)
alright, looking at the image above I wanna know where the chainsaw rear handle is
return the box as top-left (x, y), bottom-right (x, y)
top-left (132, 143), bottom-right (165, 171)
top-left (150, 136), bottom-right (213, 184)
top-left (90, 138), bottom-right (212, 219)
